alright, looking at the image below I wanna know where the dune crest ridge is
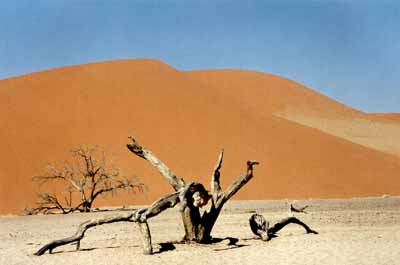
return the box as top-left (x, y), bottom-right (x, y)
top-left (1, 59), bottom-right (399, 214)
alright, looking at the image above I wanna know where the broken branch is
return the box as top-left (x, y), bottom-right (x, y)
top-left (218, 160), bottom-right (259, 207)
top-left (211, 150), bottom-right (223, 203)
top-left (127, 137), bottom-right (185, 191)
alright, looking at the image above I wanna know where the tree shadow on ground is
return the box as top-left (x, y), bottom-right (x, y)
top-left (37, 237), bottom-right (250, 256)
top-left (169, 237), bottom-right (250, 252)
top-left (211, 237), bottom-right (249, 251)
top-left (47, 244), bottom-right (141, 255)
top-left (241, 234), bottom-right (278, 242)
top-left (153, 242), bottom-right (176, 254)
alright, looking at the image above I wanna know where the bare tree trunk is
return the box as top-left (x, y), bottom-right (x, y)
top-left (81, 201), bottom-right (91, 213)
top-left (181, 207), bottom-right (201, 241)
top-left (180, 159), bottom-right (259, 243)
top-left (249, 213), bottom-right (318, 241)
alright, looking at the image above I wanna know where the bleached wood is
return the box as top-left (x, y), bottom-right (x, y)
top-left (34, 212), bottom-right (136, 256)
top-left (138, 221), bottom-right (153, 255)
top-left (211, 150), bottom-right (223, 204)
top-left (216, 160), bottom-right (259, 208)
top-left (127, 137), bottom-right (185, 191)
top-left (35, 192), bottom-right (181, 256)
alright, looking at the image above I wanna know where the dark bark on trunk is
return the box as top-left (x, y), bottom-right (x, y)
top-left (179, 160), bottom-right (259, 243)
top-left (181, 205), bottom-right (221, 243)
top-left (179, 182), bottom-right (211, 242)
top-left (81, 201), bottom-right (91, 213)
top-left (181, 207), bottom-right (201, 241)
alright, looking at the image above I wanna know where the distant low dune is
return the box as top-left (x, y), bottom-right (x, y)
top-left (1, 59), bottom-right (399, 214)
top-left (369, 113), bottom-right (400, 123)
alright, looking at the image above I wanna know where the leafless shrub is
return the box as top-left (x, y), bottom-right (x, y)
top-left (26, 146), bottom-right (145, 214)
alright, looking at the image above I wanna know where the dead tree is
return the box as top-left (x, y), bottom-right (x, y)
top-left (249, 213), bottom-right (318, 241)
top-left (35, 137), bottom-right (259, 255)
top-left (29, 146), bottom-right (145, 214)
top-left (126, 137), bottom-right (259, 243)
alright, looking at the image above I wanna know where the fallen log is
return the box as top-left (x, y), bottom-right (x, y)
top-left (249, 213), bottom-right (318, 241)
top-left (34, 191), bottom-right (181, 256)
top-left (35, 212), bottom-right (137, 255)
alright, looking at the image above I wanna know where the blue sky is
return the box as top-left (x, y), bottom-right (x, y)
top-left (1, 0), bottom-right (399, 112)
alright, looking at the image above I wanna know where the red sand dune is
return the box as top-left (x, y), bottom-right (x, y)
top-left (369, 113), bottom-right (400, 123)
top-left (186, 70), bottom-right (400, 156)
top-left (1, 59), bottom-right (399, 214)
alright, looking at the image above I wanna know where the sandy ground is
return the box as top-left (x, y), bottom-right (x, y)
top-left (1, 197), bottom-right (399, 265)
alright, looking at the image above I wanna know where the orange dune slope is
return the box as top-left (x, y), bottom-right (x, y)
top-left (186, 70), bottom-right (400, 156)
top-left (369, 113), bottom-right (400, 123)
top-left (1, 59), bottom-right (399, 214)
